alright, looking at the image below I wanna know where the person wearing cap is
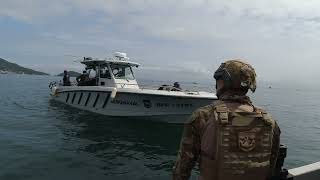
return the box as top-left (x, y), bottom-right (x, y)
top-left (76, 70), bottom-right (89, 86)
top-left (172, 60), bottom-right (281, 180)
top-left (172, 82), bottom-right (182, 91)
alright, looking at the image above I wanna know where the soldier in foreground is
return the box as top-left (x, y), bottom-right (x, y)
top-left (172, 60), bottom-right (281, 180)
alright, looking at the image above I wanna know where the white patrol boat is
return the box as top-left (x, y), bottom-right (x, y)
top-left (49, 52), bottom-right (217, 122)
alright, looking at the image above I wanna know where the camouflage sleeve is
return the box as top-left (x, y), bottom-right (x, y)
top-left (269, 121), bottom-right (281, 176)
top-left (172, 111), bottom-right (202, 180)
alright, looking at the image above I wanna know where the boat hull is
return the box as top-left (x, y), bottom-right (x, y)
top-left (51, 87), bottom-right (216, 122)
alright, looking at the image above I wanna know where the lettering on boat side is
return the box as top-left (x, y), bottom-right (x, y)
top-left (111, 99), bottom-right (138, 106)
top-left (172, 103), bottom-right (193, 108)
top-left (156, 103), bottom-right (169, 107)
top-left (156, 103), bottom-right (193, 108)
top-left (143, 100), bottom-right (152, 108)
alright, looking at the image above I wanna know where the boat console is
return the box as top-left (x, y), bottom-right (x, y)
top-left (78, 52), bottom-right (140, 89)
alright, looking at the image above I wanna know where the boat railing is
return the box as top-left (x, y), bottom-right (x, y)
top-left (49, 80), bottom-right (213, 95)
top-left (114, 82), bottom-right (140, 88)
top-left (49, 80), bottom-right (78, 89)
top-left (140, 83), bottom-right (213, 92)
top-left (139, 84), bottom-right (202, 94)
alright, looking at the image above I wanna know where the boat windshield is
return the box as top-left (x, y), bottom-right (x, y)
top-left (110, 64), bottom-right (135, 80)
top-left (88, 69), bottom-right (97, 78)
top-left (99, 67), bottom-right (111, 79)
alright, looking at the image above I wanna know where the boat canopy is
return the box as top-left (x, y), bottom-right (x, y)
top-left (75, 52), bottom-right (140, 89)
top-left (80, 52), bottom-right (140, 69)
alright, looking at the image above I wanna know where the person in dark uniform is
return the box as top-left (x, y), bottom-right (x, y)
top-left (172, 82), bottom-right (182, 91)
top-left (63, 70), bottom-right (71, 86)
top-left (172, 60), bottom-right (281, 180)
top-left (76, 70), bottom-right (89, 86)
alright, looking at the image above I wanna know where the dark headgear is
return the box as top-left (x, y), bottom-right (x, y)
top-left (214, 59), bottom-right (257, 93)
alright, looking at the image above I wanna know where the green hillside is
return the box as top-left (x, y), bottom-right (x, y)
top-left (0, 58), bottom-right (49, 75)
top-left (56, 71), bottom-right (81, 77)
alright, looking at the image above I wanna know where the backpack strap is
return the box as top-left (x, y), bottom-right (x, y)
top-left (214, 101), bottom-right (229, 125)
top-left (255, 107), bottom-right (276, 128)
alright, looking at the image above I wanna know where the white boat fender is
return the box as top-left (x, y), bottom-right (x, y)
top-left (111, 88), bottom-right (117, 99)
top-left (52, 87), bottom-right (58, 96)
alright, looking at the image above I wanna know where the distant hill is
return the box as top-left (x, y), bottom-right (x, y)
top-left (0, 58), bottom-right (49, 75)
top-left (56, 71), bottom-right (81, 77)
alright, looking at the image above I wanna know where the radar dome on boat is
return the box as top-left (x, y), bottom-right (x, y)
top-left (114, 52), bottom-right (129, 61)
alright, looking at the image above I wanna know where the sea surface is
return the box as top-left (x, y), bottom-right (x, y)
top-left (0, 75), bottom-right (319, 180)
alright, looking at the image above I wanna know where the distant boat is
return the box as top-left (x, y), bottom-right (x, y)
top-left (49, 52), bottom-right (217, 123)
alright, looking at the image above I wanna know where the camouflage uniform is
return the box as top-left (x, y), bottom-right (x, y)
top-left (172, 60), bottom-right (281, 180)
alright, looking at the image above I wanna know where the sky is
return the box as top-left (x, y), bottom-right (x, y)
top-left (1, 0), bottom-right (320, 84)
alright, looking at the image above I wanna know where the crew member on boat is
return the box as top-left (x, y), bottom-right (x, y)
top-left (158, 82), bottom-right (182, 91)
top-left (76, 70), bottom-right (89, 86)
top-left (172, 82), bottom-right (182, 91)
top-left (63, 70), bottom-right (71, 86)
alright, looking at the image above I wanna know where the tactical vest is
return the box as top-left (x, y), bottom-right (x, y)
top-left (199, 102), bottom-right (275, 180)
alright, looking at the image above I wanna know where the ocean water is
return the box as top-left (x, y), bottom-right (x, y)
top-left (0, 75), bottom-right (319, 180)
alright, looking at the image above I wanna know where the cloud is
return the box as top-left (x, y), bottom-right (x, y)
top-left (2, 0), bottom-right (320, 42)
top-left (2, 0), bottom-right (320, 39)
top-left (0, 0), bottom-right (73, 22)
top-left (1, 0), bottom-right (320, 82)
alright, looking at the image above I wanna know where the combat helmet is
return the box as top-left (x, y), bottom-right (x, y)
top-left (214, 59), bottom-right (257, 93)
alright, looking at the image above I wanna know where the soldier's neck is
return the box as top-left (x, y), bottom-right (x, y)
top-left (218, 91), bottom-right (251, 103)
